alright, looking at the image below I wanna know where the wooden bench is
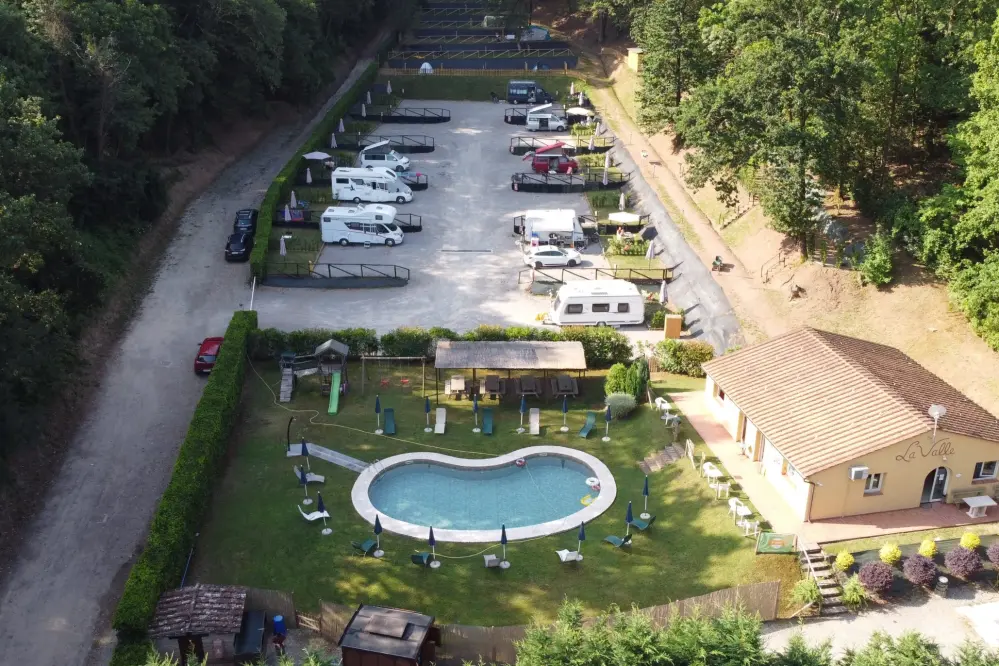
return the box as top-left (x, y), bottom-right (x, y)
top-left (949, 488), bottom-right (986, 504)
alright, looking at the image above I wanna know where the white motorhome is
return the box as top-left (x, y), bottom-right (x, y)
top-left (526, 103), bottom-right (567, 132)
top-left (516, 209), bottom-right (583, 247)
top-left (547, 280), bottom-right (645, 327)
top-left (332, 167), bottom-right (413, 204)
top-left (359, 140), bottom-right (411, 172)
top-left (320, 205), bottom-right (405, 246)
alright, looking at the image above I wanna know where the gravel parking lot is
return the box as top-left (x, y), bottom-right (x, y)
top-left (254, 100), bottom-right (604, 333)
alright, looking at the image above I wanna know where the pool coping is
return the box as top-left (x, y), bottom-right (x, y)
top-left (350, 445), bottom-right (617, 543)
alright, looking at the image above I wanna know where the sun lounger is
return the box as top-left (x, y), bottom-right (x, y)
top-left (579, 411), bottom-right (596, 438)
top-left (483, 554), bottom-right (501, 568)
top-left (293, 466), bottom-right (325, 484)
top-left (298, 505), bottom-right (331, 522)
top-left (556, 549), bottom-right (582, 563)
top-left (629, 515), bottom-right (656, 531)
top-left (411, 552), bottom-right (432, 567)
top-left (383, 407), bottom-right (396, 436)
top-left (529, 408), bottom-right (540, 435)
top-left (352, 539), bottom-right (377, 556)
top-left (482, 407), bottom-right (494, 435)
top-left (603, 534), bottom-right (632, 548)
top-left (434, 407), bottom-right (446, 434)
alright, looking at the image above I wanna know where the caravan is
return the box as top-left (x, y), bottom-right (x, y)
top-left (514, 209), bottom-right (584, 248)
top-left (547, 281), bottom-right (645, 327)
top-left (525, 103), bottom-right (567, 132)
top-left (320, 205), bottom-right (405, 246)
top-left (332, 167), bottom-right (413, 204)
top-left (359, 140), bottom-right (411, 172)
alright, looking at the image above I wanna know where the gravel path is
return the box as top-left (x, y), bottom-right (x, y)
top-left (0, 58), bottom-right (373, 666)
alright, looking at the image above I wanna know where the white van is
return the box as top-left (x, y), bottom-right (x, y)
top-left (516, 209), bottom-right (583, 247)
top-left (320, 205), bottom-right (405, 246)
top-left (526, 103), bottom-right (567, 132)
top-left (332, 167), bottom-right (413, 204)
top-left (359, 140), bottom-right (411, 172)
top-left (547, 280), bottom-right (645, 327)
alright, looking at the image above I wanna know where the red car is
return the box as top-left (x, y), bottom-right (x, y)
top-left (194, 337), bottom-right (223, 374)
top-left (531, 154), bottom-right (579, 174)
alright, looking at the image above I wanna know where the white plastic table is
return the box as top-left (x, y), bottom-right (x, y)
top-left (963, 495), bottom-right (997, 518)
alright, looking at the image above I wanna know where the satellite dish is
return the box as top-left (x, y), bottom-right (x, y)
top-left (928, 404), bottom-right (947, 421)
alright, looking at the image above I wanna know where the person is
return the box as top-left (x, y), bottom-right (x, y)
top-left (490, 91), bottom-right (498, 103)
top-left (616, 226), bottom-right (625, 239)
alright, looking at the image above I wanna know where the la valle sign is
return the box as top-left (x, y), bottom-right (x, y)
top-left (895, 438), bottom-right (956, 463)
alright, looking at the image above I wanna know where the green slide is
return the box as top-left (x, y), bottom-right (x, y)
top-left (328, 371), bottom-right (341, 415)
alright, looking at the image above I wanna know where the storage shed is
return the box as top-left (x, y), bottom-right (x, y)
top-left (338, 605), bottom-right (440, 666)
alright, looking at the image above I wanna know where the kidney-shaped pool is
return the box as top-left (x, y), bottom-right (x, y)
top-left (351, 446), bottom-right (616, 542)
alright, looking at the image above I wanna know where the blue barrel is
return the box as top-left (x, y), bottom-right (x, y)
top-left (273, 615), bottom-right (287, 636)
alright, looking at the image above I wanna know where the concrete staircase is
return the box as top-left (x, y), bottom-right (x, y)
top-left (640, 443), bottom-right (683, 474)
top-left (279, 367), bottom-right (294, 403)
top-left (799, 542), bottom-right (847, 615)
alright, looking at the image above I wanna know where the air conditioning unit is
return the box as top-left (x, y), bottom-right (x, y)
top-left (849, 466), bottom-right (869, 481)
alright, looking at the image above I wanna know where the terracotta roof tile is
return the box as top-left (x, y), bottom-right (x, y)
top-left (701, 328), bottom-right (999, 476)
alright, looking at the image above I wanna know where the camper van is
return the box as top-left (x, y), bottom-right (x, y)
top-left (514, 209), bottom-right (584, 248)
top-left (547, 280), bottom-right (645, 327)
top-left (507, 80), bottom-right (553, 105)
top-left (526, 103), bottom-right (567, 132)
top-left (332, 167), bottom-right (413, 204)
top-left (320, 205), bottom-right (404, 246)
top-left (359, 140), bottom-right (411, 172)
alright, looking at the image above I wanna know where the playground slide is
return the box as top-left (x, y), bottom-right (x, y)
top-left (328, 371), bottom-right (342, 415)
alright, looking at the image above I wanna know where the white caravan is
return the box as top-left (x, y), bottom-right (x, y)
top-left (525, 103), bottom-right (567, 132)
top-left (518, 209), bottom-right (583, 247)
top-left (320, 205), bottom-right (405, 246)
top-left (359, 140), bottom-right (411, 172)
top-left (547, 280), bottom-right (645, 327)
top-left (331, 167), bottom-right (413, 204)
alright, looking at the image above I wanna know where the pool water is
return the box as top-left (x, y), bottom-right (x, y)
top-left (368, 456), bottom-right (598, 530)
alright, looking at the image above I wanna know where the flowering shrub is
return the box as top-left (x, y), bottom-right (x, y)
top-left (945, 546), bottom-right (982, 579)
top-left (903, 554), bottom-right (938, 587)
top-left (834, 551), bottom-right (855, 573)
top-left (918, 539), bottom-right (938, 558)
top-left (858, 561), bottom-right (894, 594)
top-left (960, 532), bottom-right (982, 551)
top-left (879, 542), bottom-right (902, 566)
top-left (987, 542), bottom-right (999, 566)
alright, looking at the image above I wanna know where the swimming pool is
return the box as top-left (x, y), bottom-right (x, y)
top-left (351, 446), bottom-right (616, 542)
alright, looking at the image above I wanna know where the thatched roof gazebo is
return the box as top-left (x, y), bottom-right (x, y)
top-left (148, 584), bottom-right (247, 665)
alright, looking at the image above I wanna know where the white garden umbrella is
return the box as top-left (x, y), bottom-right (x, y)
top-left (366, 90), bottom-right (372, 105)
top-left (303, 151), bottom-right (331, 160)
top-left (619, 192), bottom-right (626, 211)
top-left (361, 103), bottom-right (366, 118)
top-left (290, 191), bottom-right (297, 208)
top-left (330, 133), bottom-right (337, 148)
top-left (588, 135), bottom-right (595, 151)
top-left (578, 91), bottom-right (584, 106)
top-left (645, 240), bottom-right (655, 266)
top-left (284, 205), bottom-right (291, 222)
top-left (306, 168), bottom-right (312, 184)
top-left (604, 152), bottom-right (611, 169)
top-left (570, 81), bottom-right (575, 95)
top-left (659, 280), bottom-right (667, 304)
top-left (386, 81), bottom-right (392, 94)
top-left (279, 235), bottom-right (287, 256)
top-left (338, 118), bottom-right (345, 132)
top-left (602, 167), bottom-right (608, 187)
top-left (596, 120), bottom-right (602, 134)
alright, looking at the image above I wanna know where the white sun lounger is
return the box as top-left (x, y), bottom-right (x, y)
top-left (556, 549), bottom-right (582, 563)
top-left (298, 505), bottom-right (331, 522)
top-left (435, 407), bottom-right (447, 434)
top-left (293, 465), bottom-right (325, 484)
top-left (529, 407), bottom-right (540, 435)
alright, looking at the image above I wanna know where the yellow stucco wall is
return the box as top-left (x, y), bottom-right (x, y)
top-left (809, 431), bottom-right (999, 520)
top-left (704, 377), bottom-right (742, 439)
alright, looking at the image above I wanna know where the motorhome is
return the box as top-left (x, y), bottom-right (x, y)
top-left (547, 280), bottom-right (645, 327)
top-left (507, 80), bottom-right (553, 105)
top-left (332, 167), bottom-right (413, 204)
top-left (359, 140), bottom-right (411, 172)
top-left (514, 209), bottom-right (584, 248)
top-left (525, 103), bottom-right (567, 131)
top-left (320, 205), bottom-right (405, 246)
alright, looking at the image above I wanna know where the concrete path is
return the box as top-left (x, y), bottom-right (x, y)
top-left (0, 59), bottom-right (374, 666)
top-left (287, 443), bottom-right (368, 473)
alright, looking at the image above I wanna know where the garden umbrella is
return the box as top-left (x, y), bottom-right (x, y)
top-left (570, 81), bottom-right (575, 95)
top-left (604, 152), bottom-right (611, 169)
top-left (424, 396), bottom-right (432, 432)
top-left (501, 525), bottom-right (508, 561)
top-left (301, 439), bottom-right (311, 470)
top-left (596, 120), bottom-right (602, 134)
top-left (299, 465), bottom-right (312, 505)
top-left (374, 514), bottom-right (383, 550)
top-left (366, 90), bottom-right (372, 105)
top-left (645, 240), bottom-right (655, 267)
top-left (519, 395), bottom-right (527, 428)
top-left (318, 493), bottom-right (331, 535)
top-left (306, 167), bottom-right (312, 185)
top-left (619, 191), bottom-right (626, 211)
top-left (578, 91), bottom-right (584, 106)
top-left (659, 280), bottom-right (667, 305)
top-left (361, 103), bottom-right (366, 118)
top-left (625, 500), bottom-right (633, 536)
top-left (561, 395), bottom-right (568, 430)
top-left (472, 393), bottom-right (480, 432)
top-left (577, 522), bottom-right (585, 555)
top-left (428, 526), bottom-right (436, 561)
top-left (386, 81), bottom-right (392, 94)
top-left (283, 205), bottom-right (291, 222)
top-left (603, 405), bottom-right (612, 441)
top-left (290, 191), bottom-right (297, 208)
top-left (602, 167), bottom-right (609, 187)
top-left (279, 235), bottom-right (287, 257)
top-left (338, 117), bottom-right (345, 132)
top-left (374, 395), bottom-right (382, 433)
top-left (330, 133), bottom-right (337, 149)
top-left (588, 135), bottom-right (595, 152)
top-left (642, 475), bottom-right (650, 518)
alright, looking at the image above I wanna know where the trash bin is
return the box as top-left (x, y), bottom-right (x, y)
top-left (273, 614), bottom-right (287, 637)
top-left (935, 576), bottom-right (949, 597)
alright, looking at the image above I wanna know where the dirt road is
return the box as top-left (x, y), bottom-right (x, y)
top-left (0, 59), bottom-right (373, 666)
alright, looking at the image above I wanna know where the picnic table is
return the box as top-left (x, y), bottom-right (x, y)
top-left (550, 374), bottom-right (579, 397)
top-left (517, 376), bottom-right (541, 396)
top-left (963, 495), bottom-right (997, 518)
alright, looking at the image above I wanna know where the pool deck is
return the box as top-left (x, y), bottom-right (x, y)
top-left (350, 446), bottom-right (617, 543)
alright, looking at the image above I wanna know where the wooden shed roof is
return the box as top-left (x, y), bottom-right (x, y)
top-left (148, 584), bottom-right (247, 638)
top-left (338, 605), bottom-right (435, 661)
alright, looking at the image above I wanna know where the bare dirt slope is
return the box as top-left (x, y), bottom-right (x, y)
top-left (0, 58), bottom-right (374, 666)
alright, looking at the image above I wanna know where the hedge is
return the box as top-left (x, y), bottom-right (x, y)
top-left (249, 63), bottom-right (379, 279)
top-left (111, 310), bottom-right (257, 642)
top-left (247, 324), bottom-right (633, 368)
top-left (654, 339), bottom-right (715, 377)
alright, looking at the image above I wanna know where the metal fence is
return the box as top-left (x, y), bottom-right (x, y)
top-left (518, 266), bottom-right (673, 285)
top-left (388, 56), bottom-right (579, 70)
top-left (349, 106), bottom-right (451, 123)
top-left (403, 39), bottom-right (572, 51)
top-left (380, 67), bottom-right (581, 76)
top-left (509, 136), bottom-right (614, 155)
top-left (390, 48), bottom-right (574, 61)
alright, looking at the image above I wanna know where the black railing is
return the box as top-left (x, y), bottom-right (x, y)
top-left (518, 266), bottom-right (672, 285)
top-left (268, 263), bottom-right (411, 281)
top-left (400, 172), bottom-right (429, 190)
top-left (334, 134), bottom-right (436, 153)
top-left (511, 170), bottom-right (631, 192)
top-left (350, 107), bottom-right (451, 124)
top-left (395, 213), bottom-right (423, 232)
top-left (508, 136), bottom-right (614, 155)
top-left (390, 48), bottom-right (574, 61)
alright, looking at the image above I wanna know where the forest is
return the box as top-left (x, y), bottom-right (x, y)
top-left (0, 0), bottom-right (395, 478)
top-left (598, 0), bottom-right (999, 351)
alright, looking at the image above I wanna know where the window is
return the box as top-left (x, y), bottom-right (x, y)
top-left (717, 387), bottom-right (726, 401)
top-left (592, 303), bottom-right (610, 313)
top-left (864, 472), bottom-right (884, 494)
top-left (566, 304), bottom-right (583, 314)
top-left (617, 303), bottom-right (630, 313)
top-left (974, 461), bottom-right (998, 480)
top-left (335, 178), bottom-right (349, 184)
top-left (346, 222), bottom-right (362, 231)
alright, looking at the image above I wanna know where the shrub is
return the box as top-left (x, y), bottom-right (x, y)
top-left (380, 326), bottom-right (433, 356)
top-left (247, 327), bottom-right (378, 360)
top-left (986, 542), bottom-right (999, 566)
top-left (649, 308), bottom-right (666, 329)
top-left (559, 326), bottom-right (632, 367)
top-left (605, 393), bottom-right (637, 419)
top-left (790, 578), bottom-right (822, 606)
top-left (628, 357), bottom-right (650, 399)
top-left (112, 310), bottom-right (257, 637)
top-left (879, 542), bottom-right (902, 566)
top-left (859, 230), bottom-right (894, 286)
top-left (918, 539), bottom-right (938, 558)
top-left (858, 561), bottom-right (894, 595)
top-left (654, 339), bottom-right (714, 377)
top-left (833, 551), bottom-right (855, 573)
top-left (903, 554), bottom-right (938, 587)
top-left (960, 531), bottom-right (982, 551)
top-left (607, 236), bottom-right (649, 256)
top-left (945, 546), bottom-right (982, 579)
top-left (604, 363), bottom-right (629, 395)
top-left (841, 574), bottom-right (869, 610)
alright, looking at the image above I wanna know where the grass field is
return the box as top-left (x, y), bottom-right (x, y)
top-left (376, 74), bottom-right (585, 102)
top-left (192, 367), bottom-right (799, 625)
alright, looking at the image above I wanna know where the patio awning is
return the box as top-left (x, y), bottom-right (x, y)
top-left (148, 584), bottom-right (247, 639)
top-left (434, 341), bottom-right (587, 371)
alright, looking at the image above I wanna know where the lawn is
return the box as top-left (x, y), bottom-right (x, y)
top-left (192, 365), bottom-right (799, 625)
top-left (376, 74), bottom-right (584, 102)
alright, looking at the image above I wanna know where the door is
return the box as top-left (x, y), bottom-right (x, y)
top-left (539, 116), bottom-right (549, 129)
top-left (921, 467), bottom-right (949, 502)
